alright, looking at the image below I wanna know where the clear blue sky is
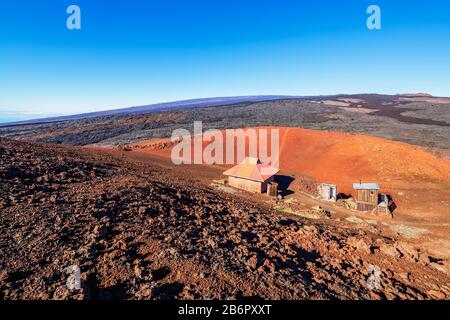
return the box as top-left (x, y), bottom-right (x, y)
top-left (1, 0), bottom-right (450, 122)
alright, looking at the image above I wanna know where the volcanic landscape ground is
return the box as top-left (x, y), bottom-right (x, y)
top-left (1, 94), bottom-right (449, 300)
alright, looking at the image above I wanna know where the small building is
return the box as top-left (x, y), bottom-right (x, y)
top-left (223, 157), bottom-right (279, 193)
top-left (353, 182), bottom-right (380, 212)
top-left (318, 183), bottom-right (337, 202)
top-left (377, 193), bottom-right (390, 214)
top-left (267, 181), bottom-right (279, 198)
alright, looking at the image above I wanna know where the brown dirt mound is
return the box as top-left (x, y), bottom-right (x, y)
top-left (276, 128), bottom-right (450, 189)
top-left (130, 127), bottom-right (450, 220)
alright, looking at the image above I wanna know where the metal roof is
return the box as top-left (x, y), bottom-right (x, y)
top-left (353, 183), bottom-right (380, 190)
top-left (223, 157), bottom-right (279, 182)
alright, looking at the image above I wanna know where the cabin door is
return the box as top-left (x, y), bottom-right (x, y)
top-left (330, 187), bottom-right (336, 200)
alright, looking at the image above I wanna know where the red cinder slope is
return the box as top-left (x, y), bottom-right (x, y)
top-left (128, 127), bottom-right (450, 219)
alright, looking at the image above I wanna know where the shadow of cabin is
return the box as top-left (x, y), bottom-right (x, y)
top-left (337, 193), bottom-right (352, 200)
top-left (274, 175), bottom-right (295, 196)
top-left (387, 194), bottom-right (397, 214)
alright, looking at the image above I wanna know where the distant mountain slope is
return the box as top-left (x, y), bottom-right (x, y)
top-left (1, 93), bottom-right (449, 150)
top-left (0, 95), bottom-right (296, 127)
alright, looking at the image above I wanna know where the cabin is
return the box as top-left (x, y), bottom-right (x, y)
top-left (318, 183), bottom-right (337, 202)
top-left (223, 157), bottom-right (279, 193)
top-left (353, 183), bottom-right (379, 212)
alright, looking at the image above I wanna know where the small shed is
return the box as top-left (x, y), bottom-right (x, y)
top-left (353, 183), bottom-right (380, 212)
top-left (377, 193), bottom-right (390, 214)
top-left (318, 183), bottom-right (337, 202)
top-left (267, 182), bottom-right (279, 197)
top-left (223, 157), bottom-right (279, 193)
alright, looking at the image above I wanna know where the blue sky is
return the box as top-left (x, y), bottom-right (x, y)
top-left (1, 0), bottom-right (450, 122)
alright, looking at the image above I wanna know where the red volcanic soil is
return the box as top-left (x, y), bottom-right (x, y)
top-left (2, 137), bottom-right (450, 300)
top-left (81, 146), bottom-right (113, 151)
top-left (127, 127), bottom-right (450, 221)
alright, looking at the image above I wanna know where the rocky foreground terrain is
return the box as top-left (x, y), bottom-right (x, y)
top-left (1, 138), bottom-right (449, 300)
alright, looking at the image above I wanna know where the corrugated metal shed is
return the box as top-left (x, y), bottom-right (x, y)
top-left (353, 182), bottom-right (380, 212)
top-left (353, 183), bottom-right (380, 190)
